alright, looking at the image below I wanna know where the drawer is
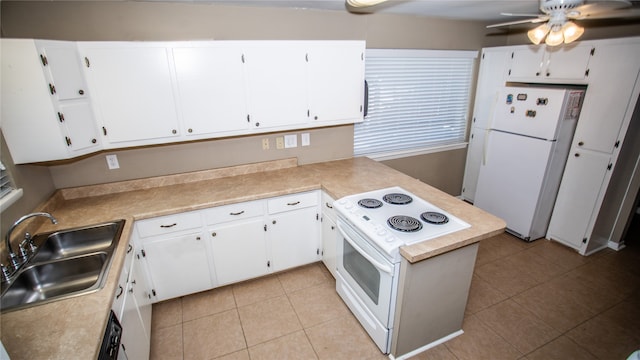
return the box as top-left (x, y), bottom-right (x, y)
top-left (321, 191), bottom-right (337, 221)
top-left (204, 200), bottom-right (265, 225)
top-left (268, 191), bottom-right (318, 214)
top-left (136, 211), bottom-right (202, 238)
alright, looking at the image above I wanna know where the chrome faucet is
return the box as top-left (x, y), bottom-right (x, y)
top-left (4, 212), bottom-right (58, 270)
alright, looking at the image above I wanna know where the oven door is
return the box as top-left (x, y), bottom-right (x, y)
top-left (336, 218), bottom-right (398, 328)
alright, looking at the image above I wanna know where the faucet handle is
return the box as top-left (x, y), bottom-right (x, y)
top-left (1, 264), bottom-right (12, 283)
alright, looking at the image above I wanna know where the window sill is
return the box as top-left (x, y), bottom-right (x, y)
top-left (364, 142), bottom-right (468, 162)
top-left (0, 188), bottom-right (23, 213)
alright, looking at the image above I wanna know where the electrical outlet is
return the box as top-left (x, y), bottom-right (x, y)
top-left (301, 133), bottom-right (310, 146)
top-left (106, 154), bottom-right (120, 170)
top-left (276, 137), bottom-right (284, 150)
top-left (262, 138), bottom-right (270, 150)
top-left (284, 134), bottom-right (297, 148)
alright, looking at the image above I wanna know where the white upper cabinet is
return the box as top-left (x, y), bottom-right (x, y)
top-left (508, 43), bottom-right (593, 83)
top-left (571, 42), bottom-right (640, 154)
top-left (79, 43), bottom-right (181, 147)
top-left (1, 39), bottom-right (100, 164)
top-left (173, 43), bottom-right (249, 137)
top-left (36, 40), bottom-right (89, 101)
top-left (307, 41), bottom-right (365, 126)
top-left (243, 42), bottom-right (309, 130)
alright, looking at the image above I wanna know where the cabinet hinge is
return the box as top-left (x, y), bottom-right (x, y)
top-left (462, 187), bottom-right (466, 193)
top-left (141, 249), bottom-right (146, 257)
top-left (615, 140), bottom-right (620, 148)
top-left (361, 52), bottom-right (364, 61)
top-left (57, 112), bottom-right (65, 123)
top-left (471, 133), bottom-right (474, 139)
top-left (264, 224), bottom-right (267, 232)
top-left (48, 83), bottom-right (56, 95)
top-left (151, 289), bottom-right (156, 296)
top-left (247, 114), bottom-right (250, 123)
top-left (607, 163), bottom-right (613, 170)
top-left (65, 137), bottom-right (72, 147)
top-left (305, 53), bottom-right (309, 62)
top-left (307, 109), bottom-right (310, 117)
top-left (582, 237), bottom-right (587, 244)
top-left (317, 248), bottom-right (320, 255)
top-left (102, 127), bottom-right (107, 136)
top-left (482, 52), bottom-right (485, 60)
top-left (508, 69), bottom-right (512, 76)
top-left (84, 57), bottom-right (90, 68)
top-left (316, 213), bottom-right (319, 221)
top-left (267, 260), bottom-right (271, 268)
top-left (40, 54), bottom-right (48, 66)
top-left (241, 54), bottom-right (245, 63)
top-left (511, 52), bottom-right (514, 59)
top-left (585, 69), bottom-right (590, 77)
top-left (590, 47), bottom-right (595, 56)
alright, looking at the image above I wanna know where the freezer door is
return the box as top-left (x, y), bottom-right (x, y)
top-left (474, 130), bottom-right (555, 240)
top-left (491, 87), bottom-right (578, 140)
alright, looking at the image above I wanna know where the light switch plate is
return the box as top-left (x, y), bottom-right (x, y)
top-left (284, 134), bottom-right (297, 148)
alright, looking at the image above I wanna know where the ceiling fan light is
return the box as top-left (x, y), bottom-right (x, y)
top-left (545, 27), bottom-right (565, 46)
top-left (562, 21), bottom-right (584, 44)
top-left (527, 24), bottom-right (550, 45)
top-left (346, 0), bottom-right (387, 7)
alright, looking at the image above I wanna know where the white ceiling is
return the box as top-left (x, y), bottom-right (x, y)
top-left (135, 0), bottom-right (640, 22)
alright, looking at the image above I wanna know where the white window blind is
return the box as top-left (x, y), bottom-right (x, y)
top-left (0, 161), bottom-right (22, 212)
top-left (355, 49), bottom-right (477, 159)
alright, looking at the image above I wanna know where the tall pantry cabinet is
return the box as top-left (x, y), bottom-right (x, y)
top-left (462, 36), bottom-right (640, 255)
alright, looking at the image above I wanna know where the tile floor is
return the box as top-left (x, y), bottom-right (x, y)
top-left (150, 233), bottom-right (640, 360)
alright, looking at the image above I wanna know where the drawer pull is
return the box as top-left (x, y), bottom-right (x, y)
top-left (230, 211), bottom-right (245, 216)
top-left (126, 244), bottom-right (133, 253)
top-left (160, 223), bottom-right (177, 228)
top-left (325, 202), bottom-right (333, 209)
top-left (287, 201), bottom-right (301, 206)
top-left (116, 285), bottom-right (124, 299)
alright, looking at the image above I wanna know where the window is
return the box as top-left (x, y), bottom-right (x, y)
top-left (0, 161), bottom-right (23, 212)
top-left (355, 49), bottom-right (477, 160)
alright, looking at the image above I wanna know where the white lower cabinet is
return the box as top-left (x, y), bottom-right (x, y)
top-left (268, 206), bottom-right (321, 272)
top-left (141, 232), bottom-right (214, 302)
top-left (320, 192), bottom-right (337, 278)
top-left (209, 218), bottom-right (268, 286)
top-left (111, 242), bottom-right (152, 360)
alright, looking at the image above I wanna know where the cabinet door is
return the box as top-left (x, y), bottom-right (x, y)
top-left (244, 43), bottom-right (308, 130)
top-left (58, 102), bottom-right (100, 153)
top-left (269, 207), bottom-right (320, 272)
top-left (308, 42), bottom-right (364, 125)
top-left (547, 150), bottom-right (611, 251)
top-left (132, 251), bottom-right (152, 340)
top-left (508, 46), bottom-right (546, 79)
top-left (572, 43), bottom-right (640, 153)
top-left (142, 233), bottom-right (213, 302)
top-left (321, 214), bottom-right (337, 278)
top-left (119, 256), bottom-right (151, 360)
top-left (209, 218), bottom-right (268, 285)
top-left (36, 40), bottom-right (88, 101)
top-left (173, 45), bottom-right (249, 136)
top-left (461, 127), bottom-right (487, 202)
top-left (80, 44), bottom-right (180, 146)
top-left (544, 44), bottom-right (592, 81)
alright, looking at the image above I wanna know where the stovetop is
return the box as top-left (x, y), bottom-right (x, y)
top-left (334, 186), bottom-right (470, 259)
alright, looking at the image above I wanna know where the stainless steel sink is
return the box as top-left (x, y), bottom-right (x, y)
top-left (1, 220), bottom-right (125, 312)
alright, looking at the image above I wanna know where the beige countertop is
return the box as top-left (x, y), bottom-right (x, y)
top-left (0, 157), bottom-right (505, 359)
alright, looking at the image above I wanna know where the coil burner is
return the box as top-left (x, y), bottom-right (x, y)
top-left (387, 215), bottom-right (423, 232)
top-left (383, 193), bottom-right (413, 205)
top-left (421, 212), bottom-right (449, 225)
top-left (358, 198), bottom-right (383, 209)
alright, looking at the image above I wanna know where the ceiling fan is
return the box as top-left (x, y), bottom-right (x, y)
top-left (487, 0), bottom-right (634, 46)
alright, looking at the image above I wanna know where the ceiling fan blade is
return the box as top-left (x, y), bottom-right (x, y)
top-left (569, 0), bottom-right (632, 18)
top-left (346, 0), bottom-right (388, 7)
top-left (486, 17), bottom-right (548, 28)
top-left (499, 12), bottom-right (545, 17)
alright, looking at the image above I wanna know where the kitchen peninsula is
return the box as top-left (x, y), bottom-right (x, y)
top-left (0, 157), bottom-right (505, 359)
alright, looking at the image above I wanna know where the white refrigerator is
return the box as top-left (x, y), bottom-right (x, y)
top-left (474, 86), bottom-right (585, 241)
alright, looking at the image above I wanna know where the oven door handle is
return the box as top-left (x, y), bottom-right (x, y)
top-left (337, 223), bottom-right (393, 275)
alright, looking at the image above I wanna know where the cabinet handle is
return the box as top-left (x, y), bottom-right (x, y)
top-left (255, 122), bottom-right (260, 127)
top-left (230, 211), bottom-right (245, 216)
top-left (575, 153), bottom-right (580, 157)
top-left (78, 89), bottom-right (85, 95)
top-left (188, 128), bottom-right (193, 133)
top-left (91, 138), bottom-right (97, 144)
top-left (287, 201), bottom-right (300, 206)
top-left (116, 285), bottom-right (124, 299)
top-left (331, 226), bottom-right (335, 230)
top-left (211, 232), bottom-right (217, 237)
top-left (272, 220), bottom-right (277, 225)
top-left (172, 129), bottom-right (177, 134)
top-left (127, 244), bottom-right (133, 253)
top-left (578, 141), bottom-right (584, 146)
top-left (325, 202), bottom-right (333, 209)
top-left (160, 223), bottom-right (177, 228)
top-left (196, 236), bottom-right (201, 241)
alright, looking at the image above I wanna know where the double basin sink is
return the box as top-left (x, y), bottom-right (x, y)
top-left (1, 220), bottom-right (125, 312)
